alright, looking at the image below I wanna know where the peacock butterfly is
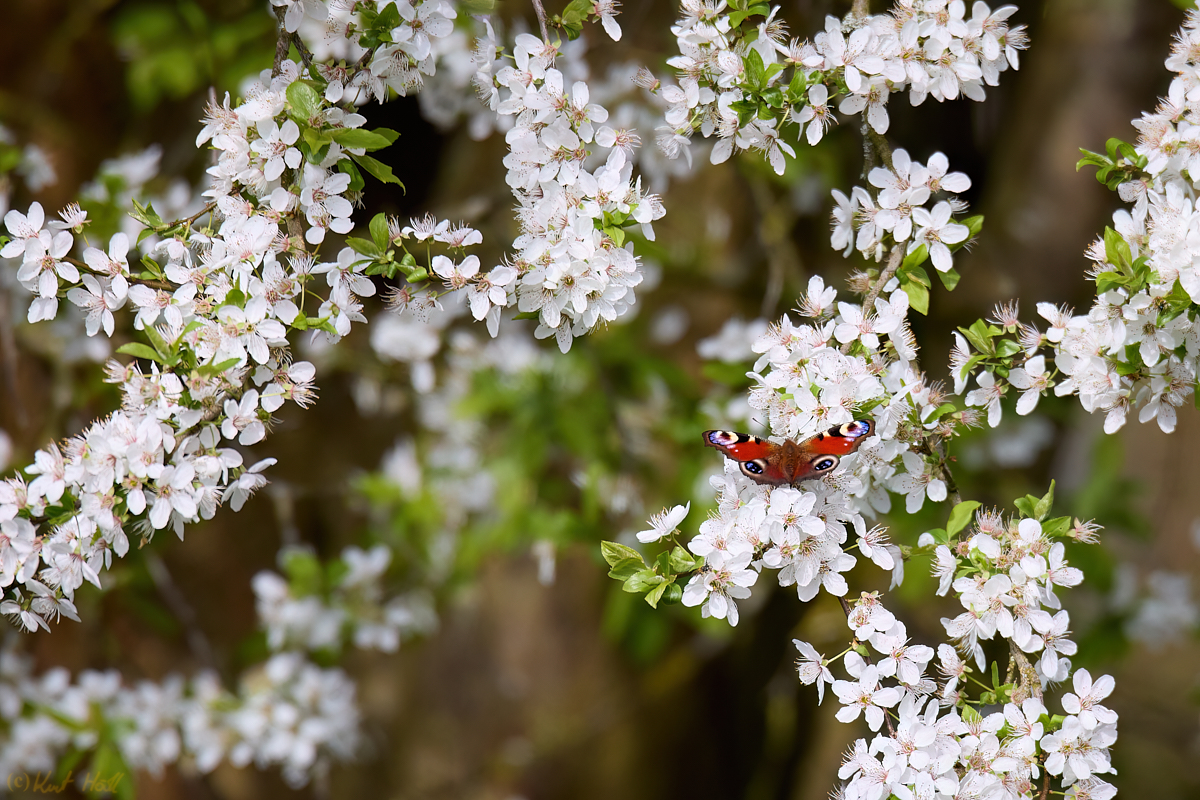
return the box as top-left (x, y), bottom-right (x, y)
top-left (702, 420), bottom-right (874, 486)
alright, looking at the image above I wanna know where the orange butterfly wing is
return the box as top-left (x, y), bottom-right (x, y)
top-left (703, 420), bottom-right (874, 486)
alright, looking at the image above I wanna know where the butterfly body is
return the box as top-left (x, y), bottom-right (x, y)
top-left (702, 420), bottom-right (874, 486)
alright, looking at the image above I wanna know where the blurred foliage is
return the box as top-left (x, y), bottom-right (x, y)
top-left (110, 0), bottom-right (273, 110)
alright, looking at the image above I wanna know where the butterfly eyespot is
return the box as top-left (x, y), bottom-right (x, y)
top-left (742, 460), bottom-right (766, 475)
top-left (813, 456), bottom-right (838, 472)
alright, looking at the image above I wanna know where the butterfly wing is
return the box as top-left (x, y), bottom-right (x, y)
top-left (701, 430), bottom-right (791, 486)
top-left (704, 420), bottom-right (875, 486)
top-left (787, 419), bottom-right (875, 482)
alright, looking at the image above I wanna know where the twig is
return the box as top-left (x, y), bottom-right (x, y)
top-left (181, 200), bottom-right (218, 228)
top-left (531, 0), bottom-right (551, 42)
top-left (747, 178), bottom-right (799, 319)
top-left (0, 284), bottom-right (27, 430)
top-left (938, 447), bottom-right (963, 506)
top-left (272, 6), bottom-right (292, 77)
top-left (840, 245), bottom-right (904, 357)
top-left (863, 244), bottom-right (904, 317)
top-left (867, 128), bottom-right (894, 170)
top-left (1008, 641), bottom-right (1042, 703)
top-left (851, 0), bottom-right (872, 19)
top-left (145, 552), bottom-right (218, 670)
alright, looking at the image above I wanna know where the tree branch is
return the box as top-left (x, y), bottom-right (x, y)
top-left (531, 0), bottom-right (551, 42)
top-left (145, 552), bottom-right (218, 670)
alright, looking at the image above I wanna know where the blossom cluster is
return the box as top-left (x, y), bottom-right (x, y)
top-left (953, 10), bottom-right (1200, 435)
top-left (658, 0), bottom-right (1027, 173)
top-left (789, 504), bottom-right (1116, 800)
top-left (367, 307), bottom-right (556, 573)
top-left (0, 0), bottom-right (509, 632)
top-left (275, 0), bottom-right (461, 103)
top-left (638, 267), bottom-right (982, 624)
top-left (0, 641), bottom-right (359, 789)
top-left (832, 149), bottom-right (973, 269)
top-left (475, 30), bottom-right (667, 352)
top-left (253, 544), bottom-right (437, 653)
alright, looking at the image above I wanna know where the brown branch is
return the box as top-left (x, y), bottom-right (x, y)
top-left (272, 6), bottom-right (292, 77)
top-left (1007, 641), bottom-right (1042, 703)
top-left (748, 177), bottom-right (800, 319)
top-left (0, 284), bottom-right (27, 429)
top-left (270, 8), bottom-right (316, 77)
top-left (181, 201), bottom-right (218, 228)
top-left (938, 448), bottom-right (963, 506)
top-left (840, 245), bottom-right (904, 357)
top-left (145, 552), bottom-right (218, 670)
top-left (531, 0), bottom-right (551, 42)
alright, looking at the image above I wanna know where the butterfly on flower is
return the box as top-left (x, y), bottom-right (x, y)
top-left (702, 420), bottom-right (874, 486)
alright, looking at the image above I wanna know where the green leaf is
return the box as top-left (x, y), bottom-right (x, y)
top-left (139, 255), bottom-right (165, 280)
top-left (1041, 516), bottom-right (1072, 537)
top-left (347, 237), bottom-right (383, 258)
top-left (901, 244), bottom-right (930, 272)
top-left (338, 157), bottom-right (365, 193)
top-left (961, 318), bottom-right (997, 356)
top-left (560, 0), bottom-right (592, 24)
top-left (286, 79), bottom-right (322, 120)
top-left (609, 557), bottom-right (645, 582)
top-left (668, 546), bottom-right (702, 573)
top-left (661, 582), bottom-right (684, 605)
top-left (303, 126), bottom-right (334, 153)
top-left (400, 264), bottom-right (428, 282)
top-left (645, 580), bottom-right (671, 608)
top-left (937, 266), bottom-right (962, 291)
top-left (900, 277), bottom-right (929, 315)
top-left (1013, 495), bottom-right (1037, 519)
top-left (197, 357), bottom-right (241, 378)
top-left (923, 527), bottom-right (949, 547)
top-left (224, 287), bottom-right (247, 308)
top-left (282, 549), bottom-right (324, 596)
top-left (370, 126), bottom-right (400, 145)
top-left (351, 152), bottom-right (403, 186)
top-left (924, 402), bottom-right (959, 423)
top-left (744, 47), bottom-right (766, 89)
top-left (623, 569), bottom-right (665, 594)
top-left (601, 541), bottom-right (645, 568)
top-left (87, 741), bottom-right (133, 800)
top-left (331, 127), bottom-right (395, 151)
top-left (1033, 480), bottom-right (1055, 520)
top-left (947, 501), bottom-right (981, 537)
top-left (357, 2), bottom-right (401, 47)
top-left (130, 198), bottom-right (164, 229)
top-left (960, 214), bottom-right (985, 239)
top-left (602, 225), bottom-right (626, 247)
top-left (370, 212), bottom-right (390, 249)
top-left (117, 343), bottom-right (163, 363)
top-left (994, 338), bottom-right (1023, 358)
top-left (1103, 226), bottom-right (1131, 269)
top-left (1094, 270), bottom-right (1124, 293)
top-left (142, 323), bottom-right (173, 358)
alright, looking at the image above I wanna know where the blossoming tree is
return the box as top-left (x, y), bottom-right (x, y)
top-left (0, 0), bottom-right (1196, 796)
